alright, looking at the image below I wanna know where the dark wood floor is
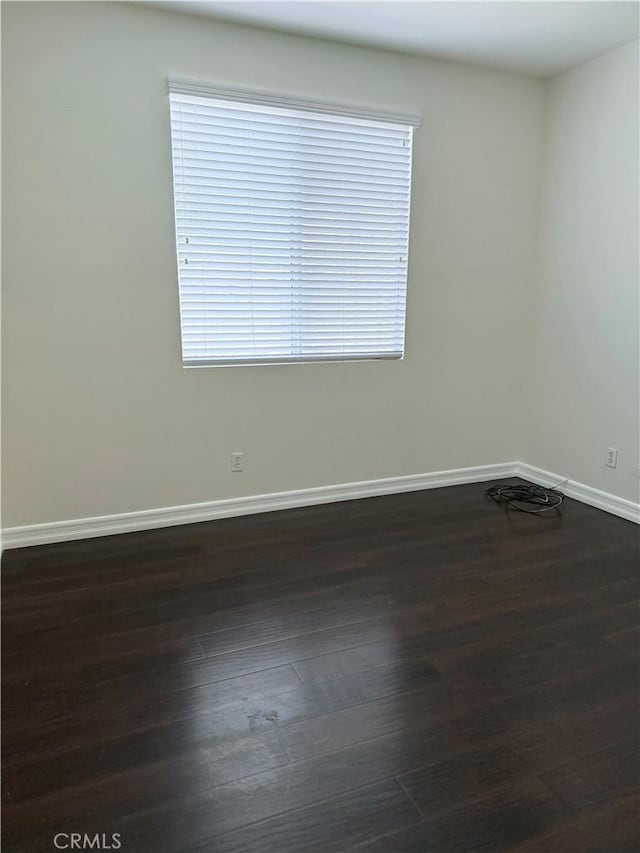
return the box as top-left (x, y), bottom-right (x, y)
top-left (2, 479), bottom-right (639, 852)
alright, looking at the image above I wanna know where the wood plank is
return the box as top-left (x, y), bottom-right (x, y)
top-left (514, 795), bottom-right (640, 852)
top-left (353, 778), bottom-right (572, 853)
top-left (187, 779), bottom-right (421, 853)
top-left (541, 738), bottom-right (639, 812)
top-left (605, 626), bottom-right (640, 657)
top-left (396, 694), bottom-right (637, 818)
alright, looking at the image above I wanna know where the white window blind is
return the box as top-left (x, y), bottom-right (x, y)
top-left (169, 82), bottom-right (416, 366)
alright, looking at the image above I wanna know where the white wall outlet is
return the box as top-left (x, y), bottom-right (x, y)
top-left (230, 451), bottom-right (244, 473)
top-left (606, 447), bottom-right (618, 468)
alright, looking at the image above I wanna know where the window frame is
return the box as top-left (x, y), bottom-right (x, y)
top-left (168, 79), bottom-right (420, 368)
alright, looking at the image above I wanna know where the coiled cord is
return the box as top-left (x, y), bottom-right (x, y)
top-left (485, 482), bottom-right (565, 515)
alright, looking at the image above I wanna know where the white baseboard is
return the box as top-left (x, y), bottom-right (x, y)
top-left (1, 462), bottom-right (514, 549)
top-left (2, 460), bottom-right (637, 550)
top-left (516, 462), bottom-right (640, 525)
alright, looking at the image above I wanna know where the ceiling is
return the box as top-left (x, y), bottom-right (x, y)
top-left (142, 1), bottom-right (639, 77)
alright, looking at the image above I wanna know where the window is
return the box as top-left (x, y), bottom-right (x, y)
top-left (169, 81), bottom-right (418, 366)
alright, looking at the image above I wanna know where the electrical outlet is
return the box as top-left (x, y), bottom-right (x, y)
top-left (606, 447), bottom-right (618, 469)
top-left (230, 451), bottom-right (244, 473)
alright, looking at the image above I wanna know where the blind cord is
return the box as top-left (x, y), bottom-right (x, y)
top-left (485, 480), bottom-right (567, 515)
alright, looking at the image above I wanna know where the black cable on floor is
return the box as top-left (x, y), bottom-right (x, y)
top-left (485, 482), bottom-right (565, 515)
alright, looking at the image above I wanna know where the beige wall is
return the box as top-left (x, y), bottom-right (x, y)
top-left (1, 1), bottom-right (545, 527)
top-left (527, 40), bottom-right (640, 503)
